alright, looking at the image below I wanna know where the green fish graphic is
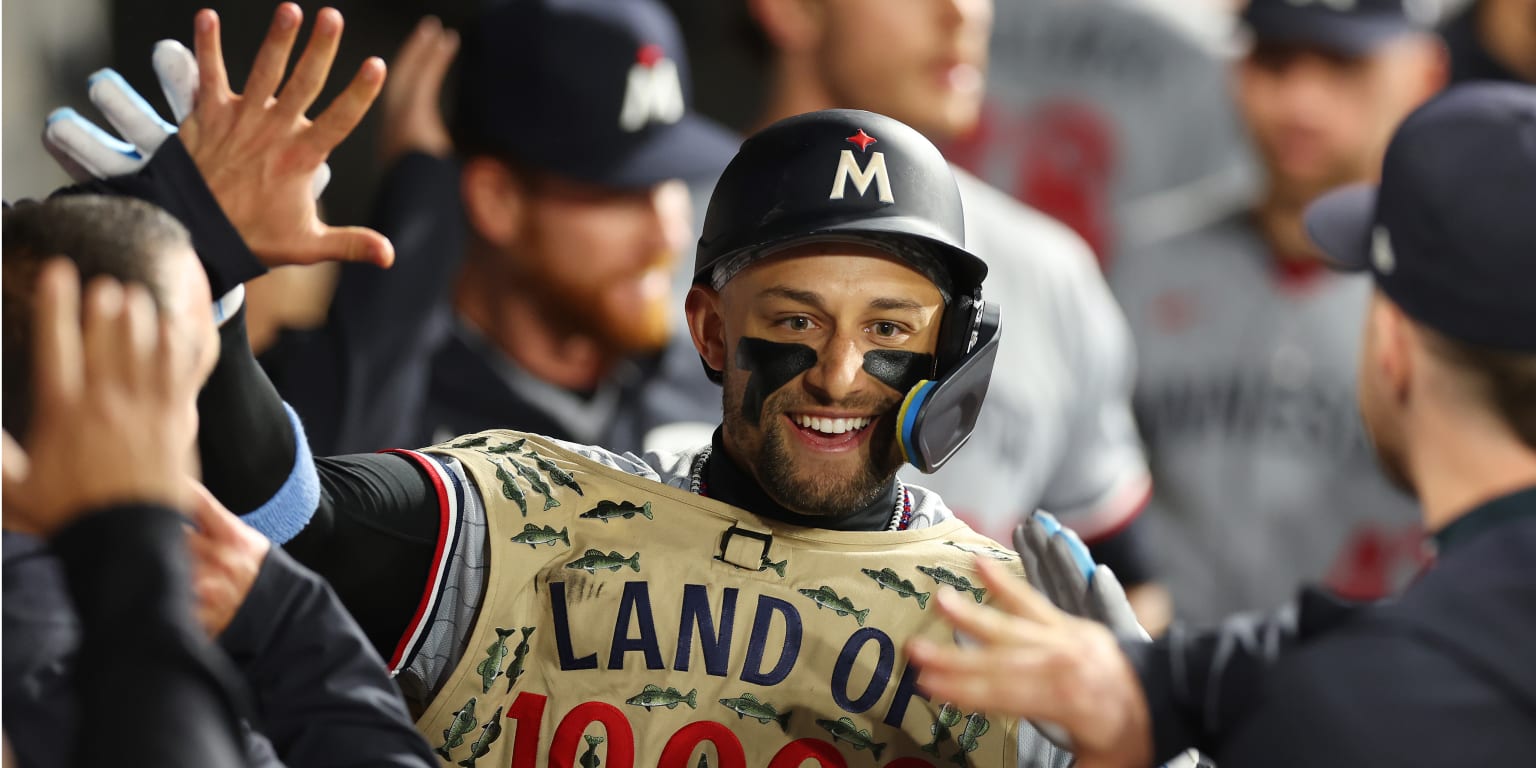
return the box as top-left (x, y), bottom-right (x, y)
top-left (511, 459), bottom-right (561, 510)
top-left (450, 436), bottom-right (491, 448)
top-left (717, 693), bottom-right (792, 732)
top-left (580, 499), bottom-right (653, 523)
top-left (526, 450), bottom-right (584, 496)
top-left (916, 565), bottom-right (987, 603)
top-left (815, 717), bottom-right (887, 761)
top-left (457, 705), bottom-right (503, 768)
top-left (797, 586), bottom-right (870, 626)
top-left (506, 627), bottom-right (534, 692)
top-left (943, 540), bottom-right (1015, 561)
top-left (476, 628), bottom-right (517, 693)
top-left (921, 703), bottom-right (963, 755)
top-left (860, 567), bottom-right (932, 609)
top-left (483, 437), bottom-right (527, 455)
top-left (493, 461), bottom-right (528, 517)
top-left (625, 684), bottom-right (699, 710)
top-left (565, 549), bottom-right (641, 574)
top-left (760, 555), bottom-right (787, 577)
top-left (509, 523), bottom-right (569, 549)
top-left (579, 735), bottom-right (605, 768)
top-left (435, 696), bottom-right (479, 760)
top-left (950, 712), bottom-right (990, 765)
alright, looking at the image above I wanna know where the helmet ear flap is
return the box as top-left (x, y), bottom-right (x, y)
top-left (934, 290), bottom-right (981, 377)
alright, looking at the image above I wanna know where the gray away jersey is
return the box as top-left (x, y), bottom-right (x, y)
top-left (947, 0), bottom-right (1256, 271)
top-left (1112, 214), bottom-right (1424, 624)
top-left (900, 169), bottom-right (1151, 545)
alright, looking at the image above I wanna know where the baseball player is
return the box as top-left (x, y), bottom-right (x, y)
top-left (1110, 0), bottom-right (1448, 623)
top-left (945, 0), bottom-right (1257, 271)
top-left (741, 0), bottom-right (1162, 626)
top-left (911, 80), bottom-right (1536, 768)
top-left (167, 107), bottom-right (1139, 767)
top-left (258, 0), bottom-right (741, 458)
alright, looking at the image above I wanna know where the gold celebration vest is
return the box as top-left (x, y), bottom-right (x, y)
top-left (419, 430), bottom-right (1028, 768)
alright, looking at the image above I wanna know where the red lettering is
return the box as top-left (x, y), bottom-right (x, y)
top-left (657, 722), bottom-right (746, 768)
top-left (506, 692), bottom-right (549, 768)
top-left (768, 739), bottom-right (848, 768)
top-left (550, 702), bottom-right (636, 768)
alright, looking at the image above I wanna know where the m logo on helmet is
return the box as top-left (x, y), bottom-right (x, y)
top-left (830, 129), bottom-right (894, 204)
top-left (619, 44), bottom-right (685, 132)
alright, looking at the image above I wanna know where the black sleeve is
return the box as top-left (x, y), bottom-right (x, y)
top-left (264, 151), bottom-right (467, 455)
top-left (219, 544), bottom-right (436, 767)
top-left (53, 504), bottom-right (250, 768)
top-left (198, 303), bottom-right (296, 515)
top-left (283, 452), bottom-right (445, 661)
top-left (56, 136), bottom-right (266, 297)
top-left (1122, 587), bottom-right (1365, 763)
top-left (1086, 513), bottom-right (1155, 587)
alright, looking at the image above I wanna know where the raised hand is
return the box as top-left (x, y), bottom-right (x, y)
top-left (44, 39), bottom-right (332, 199)
top-left (179, 4), bottom-right (393, 269)
top-left (378, 16), bottom-right (460, 164)
top-left (1, 261), bottom-right (201, 536)
top-left (906, 557), bottom-right (1154, 768)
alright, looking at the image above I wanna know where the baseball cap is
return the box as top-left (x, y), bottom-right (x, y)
top-left (1241, 0), bottom-right (1435, 57)
top-left (453, 0), bottom-right (740, 189)
top-left (1305, 82), bottom-right (1536, 352)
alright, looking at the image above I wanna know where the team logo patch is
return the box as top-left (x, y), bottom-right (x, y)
top-left (830, 129), bottom-right (894, 204)
top-left (619, 43), bottom-right (684, 132)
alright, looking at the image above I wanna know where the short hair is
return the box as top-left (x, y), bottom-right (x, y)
top-left (2, 195), bottom-right (192, 439)
top-left (1419, 324), bottom-right (1536, 451)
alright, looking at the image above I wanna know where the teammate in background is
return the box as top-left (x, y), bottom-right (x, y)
top-left (945, 0), bottom-right (1256, 272)
top-left (744, 0), bottom-right (1167, 631)
top-left (1111, 0), bottom-right (1447, 623)
top-left (1441, 0), bottom-right (1536, 85)
top-left (261, 0), bottom-right (741, 457)
top-left (911, 81), bottom-right (1536, 768)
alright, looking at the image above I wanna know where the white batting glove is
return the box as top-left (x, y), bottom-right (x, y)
top-left (43, 40), bottom-right (330, 197)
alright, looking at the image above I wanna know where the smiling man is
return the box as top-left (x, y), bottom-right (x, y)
top-left (194, 108), bottom-right (1114, 767)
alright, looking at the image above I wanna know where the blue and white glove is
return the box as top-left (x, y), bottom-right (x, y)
top-left (1014, 510), bottom-right (1151, 755)
top-left (42, 40), bottom-right (330, 197)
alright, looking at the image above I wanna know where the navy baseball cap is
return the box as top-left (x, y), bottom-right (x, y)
top-left (453, 0), bottom-right (740, 189)
top-left (1242, 0), bottom-right (1434, 56)
top-left (1305, 82), bottom-right (1536, 352)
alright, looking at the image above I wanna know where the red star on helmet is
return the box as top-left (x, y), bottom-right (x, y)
top-left (637, 44), bottom-right (664, 67)
top-left (845, 129), bottom-right (877, 152)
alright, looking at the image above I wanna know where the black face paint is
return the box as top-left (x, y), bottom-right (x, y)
top-left (735, 338), bottom-right (819, 426)
top-left (862, 350), bottom-right (936, 394)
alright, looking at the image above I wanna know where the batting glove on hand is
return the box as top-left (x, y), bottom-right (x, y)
top-left (43, 40), bottom-right (330, 198)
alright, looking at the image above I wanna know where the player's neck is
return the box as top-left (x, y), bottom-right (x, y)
top-left (453, 257), bottom-right (615, 392)
top-left (1478, 0), bottom-right (1536, 83)
top-left (755, 62), bottom-right (839, 133)
top-left (1252, 194), bottom-right (1323, 265)
top-left (1406, 405), bottom-right (1536, 535)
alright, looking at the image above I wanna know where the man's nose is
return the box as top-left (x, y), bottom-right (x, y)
top-left (802, 334), bottom-right (865, 403)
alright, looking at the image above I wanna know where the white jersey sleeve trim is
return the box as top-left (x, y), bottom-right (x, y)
top-left (380, 448), bottom-right (463, 676)
top-left (1051, 469), bottom-right (1153, 544)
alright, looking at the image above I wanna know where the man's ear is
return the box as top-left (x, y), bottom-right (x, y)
top-left (685, 284), bottom-right (728, 376)
top-left (1373, 293), bottom-right (1416, 403)
top-left (460, 157), bottom-right (524, 249)
top-left (749, 0), bottom-right (826, 54)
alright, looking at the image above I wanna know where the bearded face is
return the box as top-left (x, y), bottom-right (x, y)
top-left (696, 244), bottom-right (944, 518)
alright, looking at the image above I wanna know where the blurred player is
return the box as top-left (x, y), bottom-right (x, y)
top-left (1442, 0), bottom-right (1536, 85)
top-left (746, 0), bottom-right (1166, 630)
top-left (1112, 0), bottom-right (1448, 622)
